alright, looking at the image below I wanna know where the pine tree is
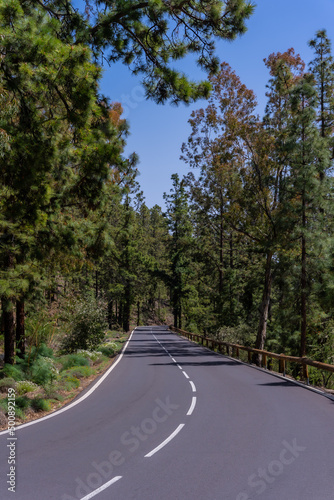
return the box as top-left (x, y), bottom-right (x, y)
top-left (164, 174), bottom-right (194, 329)
top-left (308, 30), bottom-right (334, 148)
top-left (0, 2), bottom-right (127, 362)
top-left (33, 0), bottom-right (255, 104)
top-left (280, 74), bottom-right (331, 359)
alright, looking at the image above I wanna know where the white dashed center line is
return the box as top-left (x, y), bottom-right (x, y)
top-left (79, 476), bottom-right (123, 500)
top-left (145, 424), bottom-right (185, 457)
top-left (147, 332), bottom-right (198, 457)
top-left (187, 397), bottom-right (197, 416)
top-left (189, 381), bottom-right (196, 392)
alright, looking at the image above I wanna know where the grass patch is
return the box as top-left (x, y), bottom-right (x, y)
top-left (60, 376), bottom-right (80, 391)
top-left (62, 366), bottom-right (94, 379)
top-left (58, 354), bottom-right (90, 371)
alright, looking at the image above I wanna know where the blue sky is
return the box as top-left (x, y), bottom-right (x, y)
top-left (96, 0), bottom-right (334, 208)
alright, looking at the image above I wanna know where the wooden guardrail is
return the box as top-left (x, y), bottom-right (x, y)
top-left (169, 325), bottom-right (334, 386)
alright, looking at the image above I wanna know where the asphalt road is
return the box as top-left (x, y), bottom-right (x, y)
top-left (0, 326), bottom-right (334, 500)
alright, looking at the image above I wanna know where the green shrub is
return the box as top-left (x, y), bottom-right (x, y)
top-left (15, 396), bottom-right (30, 410)
top-left (76, 350), bottom-right (102, 362)
top-left (30, 343), bottom-right (54, 359)
top-left (14, 407), bottom-right (25, 419)
top-left (62, 376), bottom-right (80, 391)
top-left (0, 378), bottom-right (16, 392)
top-left (0, 398), bottom-right (26, 418)
top-left (3, 364), bottom-right (25, 381)
top-left (61, 296), bottom-right (107, 353)
top-left (0, 399), bottom-right (8, 413)
top-left (25, 313), bottom-right (57, 350)
top-left (12, 344), bottom-right (58, 389)
top-left (30, 357), bottom-right (58, 386)
top-left (215, 323), bottom-right (256, 346)
top-left (59, 354), bottom-right (90, 371)
top-left (99, 345), bottom-right (115, 358)
top-left (16, 380), bottom-right (39, 395)
top-left (31, 398), bottom-right (51, 412)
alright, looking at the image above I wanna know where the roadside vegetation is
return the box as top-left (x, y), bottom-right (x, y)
top-left (0, 318), bottom-right (127, 428)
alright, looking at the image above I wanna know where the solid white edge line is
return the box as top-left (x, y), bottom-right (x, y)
top-left (182, 371), bottom-right (190, 379)
top-left (145, 424), bottom-right (185, 457)
top-left (80, 476), bottom-right (122, 500)
top-left (187, 396), bottom-right (197, 416)
top-left (0, 330), bottom-right (136, 435)
top-left (189, 381), bottom-right (196, 392)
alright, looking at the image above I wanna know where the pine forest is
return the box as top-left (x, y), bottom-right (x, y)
top-left (0, 1), bottom-right (334, 424)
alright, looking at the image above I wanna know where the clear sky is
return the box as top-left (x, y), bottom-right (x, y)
top-left (96, 0), bottom-right (334, 208)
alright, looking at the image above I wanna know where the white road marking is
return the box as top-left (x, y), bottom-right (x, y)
top-left (152, 331), bottom-right (198, 426)
top-left (187, 397), bottom-right (197, 416)
top-left (189, 381), bottom-right (196, 392)
top-left (80, 476), bottom-right (123, 500)
top-left (0, 331), bottom-right (135, 435)
top-left (145, 424), bottom-right (185, 457)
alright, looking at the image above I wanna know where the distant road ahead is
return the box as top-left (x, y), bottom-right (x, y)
top-left (0, 326), bottom-right (334, 500)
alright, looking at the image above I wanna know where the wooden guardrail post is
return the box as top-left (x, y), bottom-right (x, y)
top-left (302, 359), bottom-right (309, 385)
top-left (262, 353), bottom-right (267, 369)
top-left (279, 357), bottom-right (286, 376)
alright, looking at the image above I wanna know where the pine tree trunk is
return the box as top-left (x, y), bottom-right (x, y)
top-left (219, 204), bottom-right (224, 295)
top-left (300, 191), bottom-right (307, 360)
top-left (137, 301), bottom-right (140, 326)
top-left (107, 300), bottom-right (113, 329)
top-left (3, 298), bottom-right (15, 365)
top-left (3, 253), bottom-right (15, 364)
top-left (254, 252), bottom-right (273, 365)
top-left (173, 308), bottom-right (178, 328)
top-left (118, 301), bottom-right (123, 326)
top-left (16, 299), bottom-right (26, 358)
top-left (229, 232), bottom-right (234, 322)
top-left (123, 284), bottom-right (131, 332)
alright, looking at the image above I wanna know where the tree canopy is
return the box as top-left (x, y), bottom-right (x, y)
top-left (27, 0), bottom-right (255, 103)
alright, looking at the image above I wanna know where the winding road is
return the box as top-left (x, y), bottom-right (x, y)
top-left (0, 325), bottom-right (334, 500)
